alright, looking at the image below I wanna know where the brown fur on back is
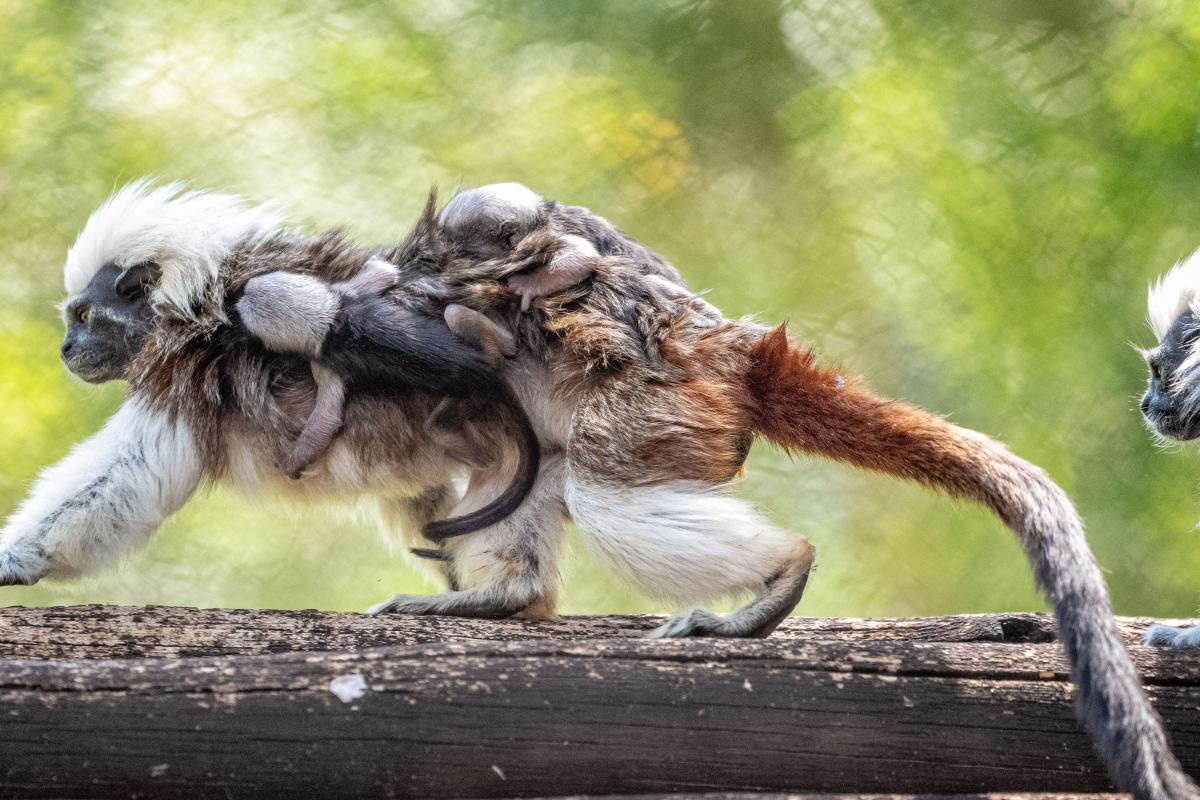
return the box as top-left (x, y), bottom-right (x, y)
top-left (124, 200), bottom-right (457, 486)
top-left (440, 251), bottom-right (764, 487)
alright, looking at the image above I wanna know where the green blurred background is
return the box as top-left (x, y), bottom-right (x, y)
top-left (2, 0), bottom-right (1199, 618)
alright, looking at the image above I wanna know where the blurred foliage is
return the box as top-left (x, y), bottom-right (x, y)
top-left (2, 0), bottom-right (1200, 618)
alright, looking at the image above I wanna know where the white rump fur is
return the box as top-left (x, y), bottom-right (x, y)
top-left (1148, 248), bottom-right (1200, 342)
top-left (238, 272), bottom-right (338, 359)
top-left (565, 478), bottom-right (798, 603)
top-left (0, 399), bottom-right (201, 582)
top-left (65, 179), bottom-right (283, 319)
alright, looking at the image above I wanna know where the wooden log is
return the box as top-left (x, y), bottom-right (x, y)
top-left (0, 606), bottom-right (1197, 799)
top-left (2, 604), bottom-right (1188, 660)
top-left (517, 796), bottom-right (1127, 800)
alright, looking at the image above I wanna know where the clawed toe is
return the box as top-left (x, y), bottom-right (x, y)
top-left (649, 608), bottom-right (724, 638)
top-left (368, 595), bottom-right (432, 616)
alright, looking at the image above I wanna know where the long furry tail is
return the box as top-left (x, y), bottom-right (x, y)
top-left (746, 324), bottom-right (1195, 800)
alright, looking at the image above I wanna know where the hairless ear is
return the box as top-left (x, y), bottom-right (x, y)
top-left (114, 261), bottom-right (161, 301)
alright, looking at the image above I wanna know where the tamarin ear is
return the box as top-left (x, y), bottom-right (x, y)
top-left (114, 261), bottom-right (161, 301)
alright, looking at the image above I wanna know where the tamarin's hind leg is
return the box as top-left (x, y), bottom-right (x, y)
top-left (651, 553), bottom-right (812, 639)
top-left (369, 455), bottom-right (567, 619)
top-left (565, 478), bottom-right (815, 638)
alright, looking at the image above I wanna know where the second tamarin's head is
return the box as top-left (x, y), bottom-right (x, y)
top-left (1143, 250), bottom-right (1200, 441)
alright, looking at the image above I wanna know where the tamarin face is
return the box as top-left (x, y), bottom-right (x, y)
top-left (1142, 310), bottom-right (1200, 440)
top-left (58, 181), bottom-right (285, 384)
top-left (59, 262), bottom-right (159, 383)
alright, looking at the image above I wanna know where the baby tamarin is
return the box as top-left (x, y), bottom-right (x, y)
top-left (440, 182), bottom-right (718, 321)
top-left (235, 257), bottom-right (538, 541)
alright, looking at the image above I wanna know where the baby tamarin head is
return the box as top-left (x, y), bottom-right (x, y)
top-left (441, 184), bottom-right (602, 310)
top-left (439, 182), bottom-right (546, 260)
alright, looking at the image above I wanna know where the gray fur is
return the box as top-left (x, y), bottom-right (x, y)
top-left (440, 182), bottom-right (544, 259)
top-left (1144, 623), bottom-right (1200, 647)
top-left (441, 183), bottom-right (689, 304)
top-left (983, 447), bottom-right (1194, 800)
top-left (333, 256), bottom-right (401, 297)
top-left (237, 272), bottom-right (337, 359)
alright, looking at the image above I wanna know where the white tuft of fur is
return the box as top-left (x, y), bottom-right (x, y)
top-left (333, 256), bottom-right (400, 297)
top-left (565, 478), bottom-right (798, 603)
top-left (557, 233), bottom-right (599, 260)
top-left (65, 178), bottom-right (284, 319)
top-left (0, 399), bottom-right (201, 582)
top-left (238, 272), bottom-right (337, 358)
top-left (1148, 248), bottom-right (1200, 341)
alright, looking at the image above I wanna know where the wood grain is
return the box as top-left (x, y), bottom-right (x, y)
top-left (0, 606), bottom-right (1196, 799)
top-left (2, 604), bottom-right (1190, 660)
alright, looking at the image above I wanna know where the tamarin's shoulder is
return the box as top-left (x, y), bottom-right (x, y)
top-left (222, 232), bottom-right (407, 296)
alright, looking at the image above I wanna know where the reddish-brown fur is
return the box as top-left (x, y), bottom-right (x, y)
top-left (746, 324), bottom-right (1003, 514)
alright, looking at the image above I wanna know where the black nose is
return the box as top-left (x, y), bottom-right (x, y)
top-left (60, 340), bottom-right (73, 358)
top-left (1141, 394), bottom-right (1152, 414)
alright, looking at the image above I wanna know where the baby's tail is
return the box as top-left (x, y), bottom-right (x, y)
top-left (422, 388), bottom-right (540, 541)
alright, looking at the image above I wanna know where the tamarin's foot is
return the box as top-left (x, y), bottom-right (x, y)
top-left (367, 589), bottom-right (527, 620)
top-left (650, 608), bottom-right (728, 638)
top-left (1143, 623), bottom-right (1200, 647)
top-left (507, 234), bottom-right (599, 311)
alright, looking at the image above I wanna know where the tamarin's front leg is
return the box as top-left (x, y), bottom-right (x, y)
top-left (0, 400), bottom-right (202, 585)
top-left (281, 362), bottom-right (346, 479)
top-left (369, 454), bottom-right (567, 619)
top-left (506, 232), bottom-right (600, 311)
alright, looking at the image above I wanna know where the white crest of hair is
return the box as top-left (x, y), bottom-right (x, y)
top-left (440, 182), bottom-right (543, 231)
top-left (1148, 247), bottom-right (1200, 341)
top-left (65, 178), bottom-right (284, 319)
top-left (237, 272), bottom-right (337, 359)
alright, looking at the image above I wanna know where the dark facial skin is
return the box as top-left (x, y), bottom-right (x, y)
top-left (60, 262), bottom-right (159, 383)
top-left (1142, 310), bottom-right (1200, 440)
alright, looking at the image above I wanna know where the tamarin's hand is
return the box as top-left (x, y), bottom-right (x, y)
top-left (506, 232), bottom-right (599, 311)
